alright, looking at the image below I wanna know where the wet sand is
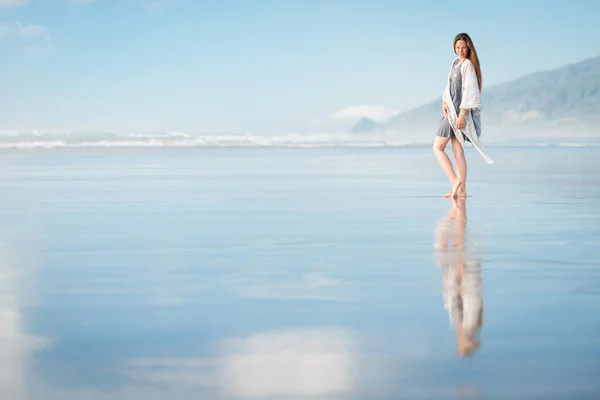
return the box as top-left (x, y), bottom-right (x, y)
top-left (0, 146), bottom-right (599, 399)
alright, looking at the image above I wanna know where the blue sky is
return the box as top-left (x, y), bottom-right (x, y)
top-left (1, 0), bottom-right (599, 134)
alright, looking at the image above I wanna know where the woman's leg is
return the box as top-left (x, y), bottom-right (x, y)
top-left (433, 136), bottom-right (460, 197)
top-left (451, 137), bottom-right (467, 197)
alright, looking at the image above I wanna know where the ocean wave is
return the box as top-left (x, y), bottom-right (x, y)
top-left (0, 132), bottom-right (597, 149)
top-left (0, 132), bottom-right (420, 149)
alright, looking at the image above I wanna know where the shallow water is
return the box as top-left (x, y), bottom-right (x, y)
top-left (0, 147), bottom-right (599, 399)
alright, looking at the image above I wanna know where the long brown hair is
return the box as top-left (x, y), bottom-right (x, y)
top-left (454, 33), bottom-right (482, 92)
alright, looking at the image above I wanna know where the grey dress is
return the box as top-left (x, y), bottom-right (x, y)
top-left (436, 59), bottom-right (481, 142)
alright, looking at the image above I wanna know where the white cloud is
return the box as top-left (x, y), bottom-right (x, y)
top-left (144, 0), bottom-right (164, 12)
top-left (0, 22), bottom-right (50, 40)
top-left (24, 42), bottom-right (48, 53)
top-left (0, 0), bottom-right (28, 8)
top-left (16, 22), bottom-right (49, 38)
top-left (70, 0), bottom-right (163, 12)
top-left (330, 105), bottom-right (399, 123)
top-left (0, 23), bottom-right (10, 37)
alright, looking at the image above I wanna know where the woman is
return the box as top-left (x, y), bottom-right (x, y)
top-left (433, 33), bottom-right (494, 198)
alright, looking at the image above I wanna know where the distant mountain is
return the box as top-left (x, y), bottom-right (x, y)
top-left (384, 55), bottom-right (600, 140)
top-left (350, 117), bottom-right (384, 134)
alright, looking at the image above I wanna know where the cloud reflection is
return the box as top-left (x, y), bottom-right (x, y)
top-left (0, 240), bottom-right (51, 400)
top-left (219, 328), bottom-right (355, 397)
top-left (127, 328), bottom-right (356, 398)
top-left (231, 262), bottom-right (352, 302)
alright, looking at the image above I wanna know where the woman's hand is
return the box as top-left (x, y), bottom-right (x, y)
top-left (456, 110), bottom-right (466, 130)
top-left (442, 101), bottom-right (449, 119)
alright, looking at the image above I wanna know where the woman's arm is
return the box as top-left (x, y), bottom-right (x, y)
top-left (456, 109), bottom-right (466, 129)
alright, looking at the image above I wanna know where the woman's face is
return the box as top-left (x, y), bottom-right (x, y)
top-left (455, 40), bottom-right (469, 59)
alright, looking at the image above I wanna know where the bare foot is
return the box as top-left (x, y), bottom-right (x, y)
top-left (443, 190), bottom-right (466, 198)
top-left (452, 179), bottom-right (463, 198)
top-left (444, 192), bottom-right (467, 198)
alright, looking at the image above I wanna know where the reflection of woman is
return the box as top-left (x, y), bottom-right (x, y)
top-left (434, 197), bottom-right (483, 357)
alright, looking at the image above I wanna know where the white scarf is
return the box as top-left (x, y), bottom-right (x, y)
top-left (442, 59), bottom-right (494, 165)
